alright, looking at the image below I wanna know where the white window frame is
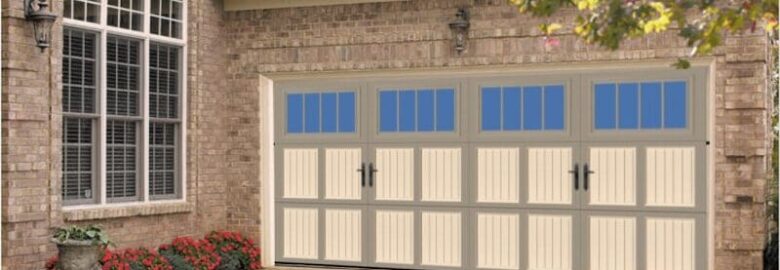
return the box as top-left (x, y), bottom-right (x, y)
top-left (63, 0), bottom-right (188, 209)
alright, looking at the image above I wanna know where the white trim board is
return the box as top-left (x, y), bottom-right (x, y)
top-left (224, 0), bottom-right (408, 11)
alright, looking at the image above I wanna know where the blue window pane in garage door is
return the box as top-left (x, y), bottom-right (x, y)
top-left (594, 83), bottom-right (616, 129)
top-left (399, 90), bottom-right (416, 132)
top-left (287, 94), bottom-right (303, 133)
top-left (379, 91), bottom-right (397, 132)
top-left (503, 87), bottom-right (522, 131)
top-left (664, 81), bottom-right (687, 128)
top-left (523, 86), bottom-right (542, 130)
top-left (618, 83), bottom-right (639, 129)
top-left (481, 87), bottom-right (502, 131)
top-left (544, 85), bottom-right (565, 130)
top-left (641, 82), bottom-right (662, 129)
top-left (304, 93), bottom-right (320, 133)
top-left (417, 89), bottom-right (435, 131)
top-left (321, 93), bottom-right (337, 132)
top-left (436, 89), bottom-right (455, 131)
top-left (338, 92), bottom-right (355, 132)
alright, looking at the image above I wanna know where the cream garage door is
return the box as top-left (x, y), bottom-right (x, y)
top-left (274, 67), bottom-right (708, 270)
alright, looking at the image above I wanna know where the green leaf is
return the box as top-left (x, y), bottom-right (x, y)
top-left (672, 58), bottom-right (692, 69)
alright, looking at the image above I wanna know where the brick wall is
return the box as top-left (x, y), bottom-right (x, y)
top-left (222, 0), bottom-right (771, 269)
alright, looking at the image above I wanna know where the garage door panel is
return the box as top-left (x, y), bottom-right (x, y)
top-left (527, 214), bottom-right (574, 270)
top-left (324, 209), bottom-right (363, 262)
top-left (587, 215), bottom-right (637, 270)
top-left (324, 148), bottom-right (363, 200)
top-left (527, 147), bottom-right (574, 205)
top-left (477, 147), bottom-right (520, 203)
top-left (477, 212), bottom-right (520, 269)
top-left (587, 147), bottom-right (637, 206)
top-left (421, 147), bottom-right (462, 202)
top-left (374, 210), bottom-right (415, 265)
top-left (374, 147), bottom-right (415, 201)
top-left (282, 148), bottom-right (319, 199)
top-left (646, 147), bottom-right (696, 207)
top-left (421, 211), bottom-right (463, 267)
top-left (281, 207), bottom-right (319, 260)
top-left (646, 217), bottom-right (696, 270)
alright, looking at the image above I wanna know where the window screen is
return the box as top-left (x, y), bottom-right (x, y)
top-left (481, 85), bottom-right (565, 131)
top-left (151, 0), bottom-right (183, 38)
top-left (149, 43), bottom-right (179, 119)
top-left (378, 88), bottom-right (455, 132)
top-left (64, 0), bottom-right (100, 23)
top-left (150, 123), bottom-right (176, 198)
top-left (594, 81), bottom-right (687, 130)
top-left (107, 36), bottom-right (141, 116)
top-left (106, 120), bottom-right (138, 199)
top-left (107, 0), bottom-right (143, 31)
top-left (62, 118), bottom-right (94, 201)
top-left (287, 91), bottom-right (356, 134)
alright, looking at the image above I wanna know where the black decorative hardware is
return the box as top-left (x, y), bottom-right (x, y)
top-left (569, 163), bottom-right (579, 190)
top-left (584, 163), bottom-right (594, 191)
top-left (358, 163), bottom-right (366, 187)
top-left (368, 163), bottom-right (378, 187)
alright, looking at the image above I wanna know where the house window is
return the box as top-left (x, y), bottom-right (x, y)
top-left (481, 85), bottom-right (565, 131)
top-left (594, 81), bottom-right (687, 130)
top-left (62, 0), bottom-right (186, 206)
top-left (378, 88), bottom-right (455, 132)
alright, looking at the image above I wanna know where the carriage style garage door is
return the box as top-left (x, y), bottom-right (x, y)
top-left (273, 67), bottom-right (709, 270)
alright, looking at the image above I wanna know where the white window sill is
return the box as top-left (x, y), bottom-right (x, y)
top-left (63, 201), bottom-right (193, 221)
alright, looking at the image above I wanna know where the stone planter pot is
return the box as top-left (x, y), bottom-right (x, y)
top-left (52, 239), bottom-right (101, 270)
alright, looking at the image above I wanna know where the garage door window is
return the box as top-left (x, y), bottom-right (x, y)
top-left (481, 85), bottom-right (565, 131)
top-left (379, 88), bottom-right (455, 132)
top-left (287, 92), bottom-right (356, 134)
top-left (595, 81), bottom-right (687, 130)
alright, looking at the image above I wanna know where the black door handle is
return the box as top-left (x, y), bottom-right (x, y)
top-left (569, 163), bottom-right (579, 190)
top-left (357, 163), bottom-right (366, 187)
top-left (583, 163), bottom-right (594, 191)
top-left (368, 162), bottom-right (378, 187)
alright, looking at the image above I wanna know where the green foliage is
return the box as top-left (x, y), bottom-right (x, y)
top-left (159, 249), bottom-right (195, 270)
top-left (52, 224), bottom-right (111, 246)
top-left (508, 0), bottom-right (779, 68)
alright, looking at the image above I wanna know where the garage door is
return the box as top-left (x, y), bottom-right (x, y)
top-left (274, 67), bottom-right (709, 270)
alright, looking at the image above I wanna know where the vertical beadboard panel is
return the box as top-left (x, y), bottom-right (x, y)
top-left (283, 208), bottom-right (318, 259)
top-left (477, 213), bottom-right (520, 269)
top-left (421, 212), bottom-right (462, 267)
top-left (421, 148), bottom-right (462, 202)
top-left (283, 148), bottom-right (318, 199)
top-left (589, 216), bottom-right (637, 270)
top-left (324, 209), bottom-right (362, 261)
top-left (325, 148), bottom-right (362, 200)
top-left (375, 148), bottom-right (414, 201)
top-left (528, 215), bottom-right (573, 270)
top-left (528, 147), bottom-right (573, 204)
top-left (646, 147), bottom-right (696, 207)
top-left (589, 148), bottom-right (636, 206)
top-left (477, 148), bottom-right (520, 203)
top-left (375, 210), bottom-right (414, 265)
top-left (646, 218), bottom-right (696, 270)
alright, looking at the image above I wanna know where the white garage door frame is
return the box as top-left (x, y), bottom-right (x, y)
top-left (260, 60), bottom-right (716, 269)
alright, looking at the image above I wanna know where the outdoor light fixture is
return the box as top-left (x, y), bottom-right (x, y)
top-left (449, 7), bottom-right (470, 55)
top-left (25, 0), bottom-right (57, 49)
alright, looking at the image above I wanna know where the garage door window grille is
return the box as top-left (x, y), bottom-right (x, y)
top-left (287, 92), bottom-right (356, 134)
top-left (62, 0), bottom-right (187, 206)
top-left (378, 88), bottom-right (455, 132)
top-left (480, 85), bottom-right (565, 131)
top-left (594, 81), bottom-right (687, 130)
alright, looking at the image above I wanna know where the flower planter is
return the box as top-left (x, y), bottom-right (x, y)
top-left (52, 239), bottom-right (101, 270)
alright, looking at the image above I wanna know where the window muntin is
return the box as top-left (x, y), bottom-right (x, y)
top-left (481, 85), bottom-right (565, 131)
top-left (286, 92), bottom-right (356, 134)
top-left (62, 0), bottom-right (186, 206)
top-left (594, 81), bottom-right (687, 130)
top-left (151, 0), bottom-right (183, 38)
top-left (64, 0), bottom-right (100, 23)
top-left (107, 0), bottom-right (144, 31)
top-left (378, 88), bottom-right (455, 133)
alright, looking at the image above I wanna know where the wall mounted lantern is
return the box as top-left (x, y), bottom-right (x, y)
top-left (25, 0), bottom-right (57, 49)
top-left (448, 7), bottom-right (470, 55)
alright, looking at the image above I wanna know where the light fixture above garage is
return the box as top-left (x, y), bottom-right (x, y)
top-left (25, 0), bottom-right (57, 49)
top-left (449, 7), bottom-right (470, 55)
